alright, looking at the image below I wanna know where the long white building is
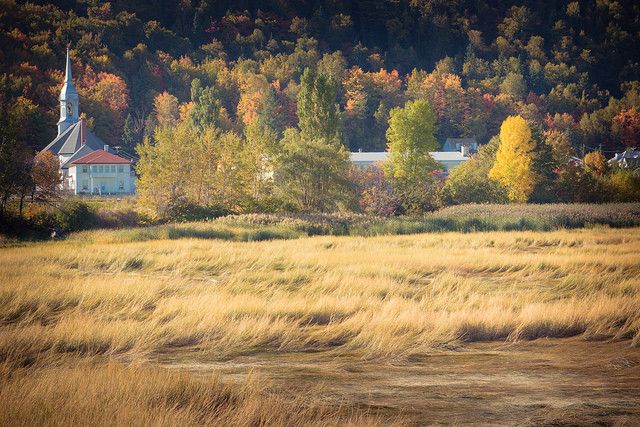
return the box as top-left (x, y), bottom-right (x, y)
top-left (350, 146), bottom-right (471, 172)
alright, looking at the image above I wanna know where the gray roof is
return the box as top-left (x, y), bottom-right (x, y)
top-left (611, 149), bottom-right (639, 159)
top-left (60, 143), bottom-right (95, 168)
top-left (42, 121), bottom-right (105, 156)
top-left (442, 137), bottom-right (478, 152)
top-left (608, 149), bottom-right (640, 169)
top-left (350, 151), bottom-right (389, 163)
top-left (430, 151), bottom-right (470, 162)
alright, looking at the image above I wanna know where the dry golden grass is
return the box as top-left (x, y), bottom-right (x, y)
top-left (0, 358), bottom-right (389, 426)
top-left (1, 227), bottom-right (639, 424)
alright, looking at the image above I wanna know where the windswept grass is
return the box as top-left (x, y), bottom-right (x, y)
top-left (1, 228), bottom-right (639, 363)
top-left (1, 226), bottom-right (639, 423)
top-left (0, 359), bottom-right (389, 426)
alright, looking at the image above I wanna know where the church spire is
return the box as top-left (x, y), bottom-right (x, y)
top-left (64, 47), bottom-right (73, 84)
top-left (58, 46), bottom-right (79, 136)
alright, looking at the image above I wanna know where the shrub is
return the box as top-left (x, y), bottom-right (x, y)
top-left (394, 174), bottom-right (443, 214)
top-left (55, 199), bottom-right (97, 232)
top-left (217, 212), bottom-right (373, 236)
top-left (235, 195), bottom-right (296, 214)
top-left (553, 164), bottom-right (610, 203)
top-left (608, 170), bottom-right (640, 202)
top-left (93, 208), bottom-right (141, 228)
top-left (11, 198), bottom-right (98, 234)
top-left (442, 137), bottom-right (508, 205)
top-left (165, 203), bottom-right (229, 222)
top-left (360, 184), bottom-right (402, 216)
top-left (22, 203), bottom-right (57, 230)
top-left (350, 166), bottom-right (401, 216)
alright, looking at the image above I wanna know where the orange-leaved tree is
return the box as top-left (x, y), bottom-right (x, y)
top-left (583, 151), bottom-right (608, 176)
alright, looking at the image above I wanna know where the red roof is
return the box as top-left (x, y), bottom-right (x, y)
top-left (70, 149), bottom-right (131, 165)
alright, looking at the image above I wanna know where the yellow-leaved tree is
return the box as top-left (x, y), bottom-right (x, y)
top-left (489, 115), bottom-right (537, 203)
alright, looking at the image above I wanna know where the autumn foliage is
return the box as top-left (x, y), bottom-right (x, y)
top-left (489, 116), bottom-right (538, 203)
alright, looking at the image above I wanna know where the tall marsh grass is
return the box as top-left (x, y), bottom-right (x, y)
top-left (0, 359), bottom-right (387, 426)
top-left (2, 227), bottom-right (639, 363)
top-left (0, 227), bottom-right (639, 423)
top-left (222, 203), bottom-right (640, 236)
top-left (61, 203), bottom-right (640, 245)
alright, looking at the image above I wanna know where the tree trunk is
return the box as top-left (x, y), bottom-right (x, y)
top-left (19, 192), bottom-right (26, 218)
top-left (0, 193), bottom-right (9, 218)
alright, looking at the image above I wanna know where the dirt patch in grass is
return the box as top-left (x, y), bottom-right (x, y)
top-left (156, 338), bottom-right (640, 425)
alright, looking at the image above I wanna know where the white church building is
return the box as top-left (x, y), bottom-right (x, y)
top-left (42, 48), bottom-right (136, 195)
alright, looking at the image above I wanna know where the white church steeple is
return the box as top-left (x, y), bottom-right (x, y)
top-left (58, 47), bottom-right (80, 136)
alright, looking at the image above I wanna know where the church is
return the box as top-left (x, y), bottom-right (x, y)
top-left (42, 48), bottom-right (136, 195)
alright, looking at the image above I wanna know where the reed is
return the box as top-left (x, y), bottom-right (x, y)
top-left (1, 226), bottom-right (638, 423)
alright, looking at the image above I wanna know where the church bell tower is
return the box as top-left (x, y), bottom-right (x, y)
top-left (58, 47), bottom-right (80, 136)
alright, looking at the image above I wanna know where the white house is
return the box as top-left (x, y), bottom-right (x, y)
top-left (608, 148), bottom-right (640, 170)
top-left (350, 145), bottom-right (470, 172)
top-left (67, 149), bottom-right (134, 195)
top-left (41, 47), bottom-right (136, 195)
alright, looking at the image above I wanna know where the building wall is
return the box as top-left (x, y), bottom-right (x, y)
top-left (352, 158), bottom-right (467, 172)
top-left (351, 161), bottom-right (379, 169)
top-left (68, 164), bottom-right (135, 195)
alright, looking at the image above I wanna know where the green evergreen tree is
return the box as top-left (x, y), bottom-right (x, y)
top-left (189, 78), bottom-right (221, 132)
top-left (256, 86), bottom-right (285, 138)
top-left (121, 113), bottom-right (137, 150)
top-left (297, 68), bottom-right (341, 143)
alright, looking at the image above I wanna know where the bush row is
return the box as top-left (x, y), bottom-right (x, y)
top-left (219, 203), bottom-right (640, 236)
top-left (2, 198), bottom-right (145, 239)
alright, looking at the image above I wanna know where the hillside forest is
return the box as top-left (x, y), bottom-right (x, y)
top-left (1, 0), bottom-right (640, 220)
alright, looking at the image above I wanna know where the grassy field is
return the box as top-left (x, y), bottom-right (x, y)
top-left (1, 225), bottom-right (639, 424)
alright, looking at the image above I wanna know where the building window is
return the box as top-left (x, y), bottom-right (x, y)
top-left (119, 180), bottom-right (125, 190)
top-left (110, 165), bottom-right (116, 173)
top-left (118, 166), bottom-right (124, 173)
top-left (67, 103), bottom-right (73, 116)
top-left (82, 180), bottom-right (88, 191)
top-left (91, 165), bottom-right (97, 172)
top-left (82, 166), bottom-right (88, 173)
top-left (98, 165), bottom-right (104, 173)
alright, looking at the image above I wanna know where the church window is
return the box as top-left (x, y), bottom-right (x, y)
top-left (67, 103), bottom-right (73, 117)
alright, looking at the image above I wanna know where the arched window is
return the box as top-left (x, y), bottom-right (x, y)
top-left (67, 103), bottom-right (73, 116)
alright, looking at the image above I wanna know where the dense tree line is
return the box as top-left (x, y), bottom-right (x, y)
top-left (1, 0), bottom-right (640, 221)
top-left (2, 0), bottom-right (640, 153)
